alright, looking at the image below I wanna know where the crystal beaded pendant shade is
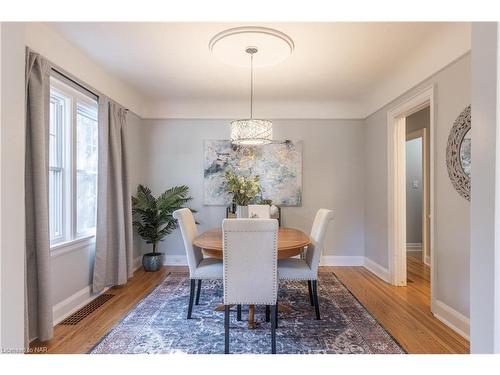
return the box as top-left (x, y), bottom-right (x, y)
top-left (230, 47), bottom-right (273, 145)
top-left (230, 119), bottom-right (272, 145)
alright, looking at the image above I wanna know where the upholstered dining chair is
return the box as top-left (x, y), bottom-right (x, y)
top-left (172, 208), bottom-right (223, 319)
top-left (222, 218), bottom-right (279, 354)
top-left (248, 204), bottom-right (271, 219)
top-left (277, 209), bottom-right (333, 320)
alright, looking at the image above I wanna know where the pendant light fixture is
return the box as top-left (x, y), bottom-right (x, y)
top-left (230, 47), bottom-right (273, 145)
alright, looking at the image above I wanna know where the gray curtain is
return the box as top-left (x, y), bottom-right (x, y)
top-left (92, 98), bottom-right (134, 293)
top-left (25, 49), bottom-right (53, 342)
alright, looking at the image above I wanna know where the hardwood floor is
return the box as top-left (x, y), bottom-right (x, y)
top-left (31, 262), bottom-right (469, 354)
top-left (30, 266), bottom-right (187, 354)
top-left (329, 259), bottom-right (469, 354)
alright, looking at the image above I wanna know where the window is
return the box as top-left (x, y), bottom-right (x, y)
top-left (49, 77), bottom-right (98, 247)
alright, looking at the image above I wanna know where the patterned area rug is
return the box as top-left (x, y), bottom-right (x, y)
top-left (91, 272), bottom-right (404, 354)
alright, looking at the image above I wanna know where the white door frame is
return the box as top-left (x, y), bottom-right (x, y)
top-left (387, 84), bottom-right (436, 311)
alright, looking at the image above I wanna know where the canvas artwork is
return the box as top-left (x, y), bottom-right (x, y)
top-left (203, 140), bottom-right (302, 206)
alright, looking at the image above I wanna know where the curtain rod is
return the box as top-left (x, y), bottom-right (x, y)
top-left (51, 67), bottom-right (99, 100)
top-left (28, 47), bottom-right (130, 113)
top-left (50, 67), bottom-right (129, 113)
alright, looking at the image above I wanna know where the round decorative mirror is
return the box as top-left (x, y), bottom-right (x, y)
top-left (460, 128), bottom-right (471, 177)
top-left (446, 105), bottom-right (471, 201)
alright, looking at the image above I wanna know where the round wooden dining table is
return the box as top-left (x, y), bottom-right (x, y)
top-left (193, 227), bottom-right (311, 328)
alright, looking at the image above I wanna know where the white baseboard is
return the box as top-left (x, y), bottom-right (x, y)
top-left (134, 254), bottom-right (187, 268)
top-left (363, 257), bottom-right (390, 283)
top-left (424, 255), bottom-right (430, 266)
top-left (162, 254), bottom-right (367, 267)
top-left (406, 243), bottom-right (422, 249)
top-left (433, 300), bottom-right (470, 340)
top-left (164, 254), bottom-right (188, 266)
top-left (52, 285), bottom-right (108, 326)
top-left (320, 255), bottom-right (364, 266)
top-left (133, 256), bottom-right (142, 271)
top-left (53, 259), bottom-right (143, 326)
top-left (361, 258), bottom-right (469, 341)
top-left (134, 253), bottom-right (189, 266)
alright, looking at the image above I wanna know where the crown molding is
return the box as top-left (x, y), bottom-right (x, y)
top-left (37, 22), bottom-right (471, 121)
top-left (141, 98), bottom-right (366, 120)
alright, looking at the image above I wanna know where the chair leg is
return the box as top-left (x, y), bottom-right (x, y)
top-left (307, 280), bottom-right (314, 306)
top-left (237, 305), bottom-right (242, 321)
top-left (312, 280), bottom-right (321, 320)
top-left (187, 279), bottom-right (196, 319)
top-left (195, 279), bottom-right (202, 305)
top-left (270, 305), bottom-right (277, 354)
top-left (275, 302), bottom-right (279, 328)
top-left (265, 305), bottom-right (270, 322)
top-left (224, 305), bottom-right (230, 354)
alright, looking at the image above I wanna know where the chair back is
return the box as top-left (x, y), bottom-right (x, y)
top-left (248, 205), bottom-right (271, 219)
top-left (222, 219), bottom-right (278, 305)
top-left (172, 208), bottom-right (202, 277)
top-left (305, 209), bottom-right (334, 273)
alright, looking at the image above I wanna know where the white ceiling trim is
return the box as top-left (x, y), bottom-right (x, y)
top-left (142, 98), bottom-right (365, 119)
top-left (36, 22), bottom-right (471, 120)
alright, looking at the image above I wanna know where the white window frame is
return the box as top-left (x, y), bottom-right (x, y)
top-left (49, 91), bottom-right (68, 244)
top-left (49, 76), bottom-right (98, 249)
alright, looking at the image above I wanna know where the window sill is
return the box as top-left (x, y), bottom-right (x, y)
top-left (51, 235), bottom-right (96, 258)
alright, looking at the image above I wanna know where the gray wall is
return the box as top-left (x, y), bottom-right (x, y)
top-left (139, 119), bottom-right (366, 259)
top-left (406, 137), bottom-right (423, 244)
top-left (364, 53), bottom-right (471, 317)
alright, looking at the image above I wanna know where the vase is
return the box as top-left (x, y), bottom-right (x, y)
top-left (142, 252), bottom-right (164, 272)
top-left (236, 205), bottom-right (249, 218)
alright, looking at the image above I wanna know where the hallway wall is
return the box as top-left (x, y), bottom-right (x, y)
top-left (364, 53), bottom-right (471, 334)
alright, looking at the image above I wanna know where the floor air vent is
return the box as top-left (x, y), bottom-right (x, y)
top-left (60, 294), bottom-right (115, 325)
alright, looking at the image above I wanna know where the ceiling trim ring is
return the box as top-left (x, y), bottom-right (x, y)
top-left (209, 26), bottom-right (294, 67)
top-left (209, 26), bottom-right (295, 52)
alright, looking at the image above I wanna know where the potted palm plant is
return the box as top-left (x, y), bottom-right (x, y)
top-left (224, 170), bottom-right (261, 218)
top-left (132, 184), bottom-right (195, 272)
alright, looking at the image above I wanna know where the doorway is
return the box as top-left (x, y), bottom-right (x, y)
top-left (387, 85), bottom-right (435, 313)
top-left (405, 108), bottom-right (431, 290)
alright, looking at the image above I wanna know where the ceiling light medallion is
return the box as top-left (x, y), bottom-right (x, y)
top-left (209, 27), bottom-right (294, 145)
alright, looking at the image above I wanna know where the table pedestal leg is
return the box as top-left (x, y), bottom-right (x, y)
top-left (248, 304), bottom-right (255, 329)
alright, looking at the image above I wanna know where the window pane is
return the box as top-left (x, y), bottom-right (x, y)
top-left (77, 104), bottom-right (98, 173)
top-left (49, 89), bottom-right (65, 244)
top-left (49, 100), bottom-right (57, 167)
top-left (49, 76), bottom-right (99, 245)
top-left (49, 169), bottom-right (63, 241)
top-left (76, 101), bottom-right (98, 235)
top-left (49, 98), bottom-right (63, 168)
top-left (76, 171), bottom-right (97, 235)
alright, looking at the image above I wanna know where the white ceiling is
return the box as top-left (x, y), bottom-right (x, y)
top-left (46, 22), bottom-right (471, 119)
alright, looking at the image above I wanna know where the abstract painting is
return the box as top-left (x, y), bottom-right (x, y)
top-left (203, 140), bottom-right (302, 206)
